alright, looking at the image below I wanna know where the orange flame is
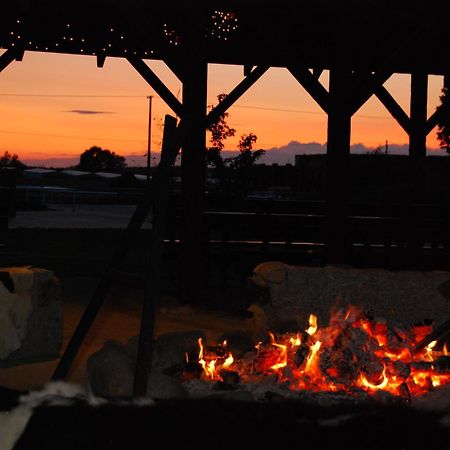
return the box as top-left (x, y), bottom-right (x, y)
top-left (193, 306), bottom-right (450, 397)
top-left (197, 338), bottom-right (234, 380)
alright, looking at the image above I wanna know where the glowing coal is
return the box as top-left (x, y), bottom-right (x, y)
top-left (184, 305), bottom-right (450, 399)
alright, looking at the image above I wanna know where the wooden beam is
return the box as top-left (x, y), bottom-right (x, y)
top-left (375, 85), bottom-right (411, 134)
top-left (287, 66), bottom-right (329, 114)
top-left (0, 48), bottom-right (19, 73)
top-left (14, 48), bottom-right (24, 62)
top-left (96, 54), bottom-right (106, 68)
top-left (325, 68), bottom-right (352, 263)
top-left (52, 117), bottom-right (184, 382)
top-left (206, 65), bottom-right (269, 127)
top-left (426, 107), bottom-right (444, 135)
top-left (179, 59), bottom-right (208, 305)
top-left (127, 56), bottom-right (183, 118)
top-left (244, 65), bottom-right (254, 77)
top-left (350, 69), bottom-right (394, 115)
top-left (426, 75), bottom-right (449, 135)
top-left (133, 114), bottom-right (178, 397)
top-left (410, 72), bottom-right (428, 159)
top-left (164, 58), bottom-right (185, 82)
top-left (312, 67), bottom-right (323, 79)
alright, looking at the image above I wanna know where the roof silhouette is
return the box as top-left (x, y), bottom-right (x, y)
top-left (1, 1), bottom-right (449, 75)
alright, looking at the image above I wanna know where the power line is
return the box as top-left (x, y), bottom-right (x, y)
top-left (0, 93), bottom-right (146, 98)
top-left (233, 104), bottom-right (391, 120)
top-left (0, 92), bottom-right (393, 118)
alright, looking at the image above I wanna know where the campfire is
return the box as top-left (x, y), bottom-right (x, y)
top-left (184, 305), bottom-right (450, 400)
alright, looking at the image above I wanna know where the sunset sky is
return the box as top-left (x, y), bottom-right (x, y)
top-left (0, 50), bottom-right (445, 167)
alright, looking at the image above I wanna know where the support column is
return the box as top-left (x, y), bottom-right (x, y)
top-left (408, 72), bottom-right (428, 204)
top-left (410, 72), bottom-right (428, 160)
top-left (325, 68), bottom-right (352, 263)
top-left (179, 59), bottom-right (208, 304)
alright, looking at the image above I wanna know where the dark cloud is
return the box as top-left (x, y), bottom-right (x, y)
top-left (65, 110), bottom-right (115, 115)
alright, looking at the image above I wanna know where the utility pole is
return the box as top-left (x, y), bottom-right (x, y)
top-left (147, 95), bottom-right (153, 182)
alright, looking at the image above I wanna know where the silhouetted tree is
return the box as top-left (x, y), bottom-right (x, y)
top-left (228, 133), bottom-right (265, 169)
top-left (0, 151), bottom-right (26, 169)
top-left (77, 146), bottom-right (127, 172)
top-left (206, 94), bottom-right (265, 197)
top-left (206, 93), bottom-right (236, 175)
top-left (436, 86), bottom-right (450, 153)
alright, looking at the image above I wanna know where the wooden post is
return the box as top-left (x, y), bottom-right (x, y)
top-left (133, 115), bottom-right (178, 397)
top-left (179, 50), bottom-right (208, 304)
top-left (52, 117), bottom-right (182, 382)
top-left (410, 72), bottom-right (428, 160)
top-left (325, 68), bottom-right (352, 263)
top-left (409, 72), bottom-right (428, 201)
top-left (407, 72), bottom-right (428, 263)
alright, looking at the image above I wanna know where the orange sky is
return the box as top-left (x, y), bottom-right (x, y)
top-left (0, 50), bottom-right (445, 166)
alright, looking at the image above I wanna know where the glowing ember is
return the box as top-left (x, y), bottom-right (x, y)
top-left (190, 305), bottom-right (450, 398)
top-left (195, 338), bottom-right (234, 381)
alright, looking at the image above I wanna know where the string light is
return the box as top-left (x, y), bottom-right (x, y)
top-left (209, 11), bottom-right (239, 40)
top-left (2, 11), bottom-right (237, 57)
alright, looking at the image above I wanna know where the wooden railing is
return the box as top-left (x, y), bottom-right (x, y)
top-left (164, 200), bottom-right (450, 271)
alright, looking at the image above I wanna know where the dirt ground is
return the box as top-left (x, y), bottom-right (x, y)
top-left (0, 274), bottom-right (257, 392)
top-left (0, 205), bottom-right (261, 392)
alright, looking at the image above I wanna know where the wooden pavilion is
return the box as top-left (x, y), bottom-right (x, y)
top-left (1, 0), bottom-right (449, 394)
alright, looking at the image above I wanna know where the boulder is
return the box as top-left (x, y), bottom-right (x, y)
top-left (0, 266), bottom-right (62, 365)
top-left (86, 330), bottom-right (205, 399)
top-left (248, 261), bottom-right (450, 332)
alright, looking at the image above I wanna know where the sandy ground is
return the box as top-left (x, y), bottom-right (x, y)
top-left (1, 205), bottom-right (243, 389)
top-left (0, 275), bottom-right (253, 392)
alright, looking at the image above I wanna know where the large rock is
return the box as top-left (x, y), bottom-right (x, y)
top-left (248, 262), bottom-right (450, 331)
top-left (0, 266), bottom-right (62, 365)
top-left (86, 331), bottom-right (205, 399)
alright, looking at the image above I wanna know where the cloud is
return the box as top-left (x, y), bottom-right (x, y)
top-left (65, 110), bottom-right (115, 115)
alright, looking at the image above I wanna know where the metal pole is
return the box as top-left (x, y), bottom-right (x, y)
top-left (147, 95), bottom-right (153, 182)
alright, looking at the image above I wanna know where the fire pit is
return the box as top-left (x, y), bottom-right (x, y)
top-left (178, 304), bottom-right (450, 402)
top-left (8, 294), bottom-right (450, 449)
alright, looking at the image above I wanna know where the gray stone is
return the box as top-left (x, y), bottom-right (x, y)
top-left (248, 262), bottom-right (450, 331)
top-left (86, 338), bottom-right (188, 399)
top-left (0, 266), bottom-right (62, 365)
top-left (86, 340), bottom-right (135, 398)
top-left (153, 330), bottom-right (206, 370)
